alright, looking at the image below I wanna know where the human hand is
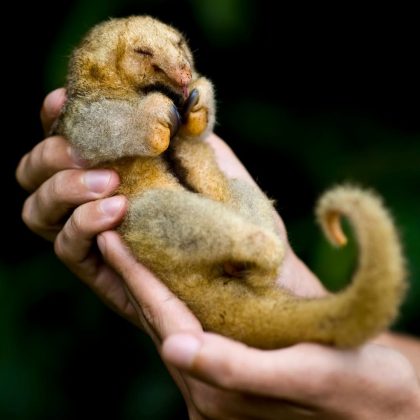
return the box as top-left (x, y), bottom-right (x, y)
top-left (15, 88), bottom-right (325, 327)
top-left (16, 89), bottom-right (420, 419)
top-left (98, 230), bottom-right (420, 419)
top-left (15, 88), bottom-right (141, 326)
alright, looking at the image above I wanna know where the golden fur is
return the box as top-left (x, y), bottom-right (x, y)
top-left (56, 16), bottom-right (406, 348)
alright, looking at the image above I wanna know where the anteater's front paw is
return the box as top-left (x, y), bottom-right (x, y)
top-left (141, 94), bottom-right (181, 155)
top-left (182, 107), bottom-right (208, 137)
top-left (147, 123), bottom-right (171, 155)
top-left (180, 77), bottom-right (215, 138)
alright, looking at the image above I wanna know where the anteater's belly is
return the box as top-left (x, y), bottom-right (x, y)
top-left (104, 156), bottom-right (182, 197)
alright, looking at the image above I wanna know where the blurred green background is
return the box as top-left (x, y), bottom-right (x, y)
top-left (2, 1), bottom-right (419, 418)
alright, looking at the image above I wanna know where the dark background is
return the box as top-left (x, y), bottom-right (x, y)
top-left (2, 1), bottom-right (419, 418)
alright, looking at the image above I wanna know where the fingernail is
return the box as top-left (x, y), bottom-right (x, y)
top-left (163, 334), bottom-right (201, 369)
top-left (100, 196), bottom-right (125, 216)
top-left (67, 146), bottom-right (88, 167)
top-left (83, 170), bottom-right (112, 193)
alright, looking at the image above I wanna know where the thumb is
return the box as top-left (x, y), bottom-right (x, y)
top-left (161, 332), bottom-right (340, 400)
top-left (98, 230), bottom-right (202, 339)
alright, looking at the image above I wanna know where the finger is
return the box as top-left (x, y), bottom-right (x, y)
top-left (54, 195), bottom-right (127, 276)
top-left (97, 230), bottom-right (202, 339)
top-left (16, 136), bottom-right (85, 192)
top-left (22, 169), bottom-right (120, 241)
top-left (53, 196), bottom-right (140, 325)
top-left (162, 332), bottom-right (349, 403)
top-left (40, 88), bottom-right (66, 134)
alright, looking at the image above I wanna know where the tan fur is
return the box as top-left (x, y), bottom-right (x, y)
top-left (57, 16), bottom-right (407, 349)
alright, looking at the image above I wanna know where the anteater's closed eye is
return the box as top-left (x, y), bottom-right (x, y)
top-left (134, 47), bottom-right (153, 57)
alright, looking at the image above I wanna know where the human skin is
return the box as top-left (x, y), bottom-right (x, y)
top-left (16, 88), bottom-right (420, 419)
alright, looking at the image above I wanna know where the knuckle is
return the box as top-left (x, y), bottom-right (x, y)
top-left (39, 137), bottom-right (58, 167)
top-left (54, 223), bottom-right (75, 263)
top-left (54, 231), bottom-right (72, 263)
top-left (53, 233), bottom-right (66, 260)
top-left (16, 154), bottom-right (36, 192)
top-left (15, 154), bottom-right (28, 185)
top-left (47, 169), bottom-right (87, 207)
top-left (33, 179), bottom-right (65, 227)
top-left (49, 172), bottom-right (65, 199)
top-left (214, 359), bottom-right (239, 390)
top-left (68, 206), bottom-right (84, 237)
top-left (21, 197), bottom-right (35, 229)
top-left (49, 170), bottom-right (77, 202)
top-left (54, 209), bottom-right (84, 260)
top-left (21, 197), bottom-right (46, 237)
top-left (21, 194), bottom-right (59, 241)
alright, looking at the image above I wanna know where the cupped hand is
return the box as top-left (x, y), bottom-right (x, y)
top-left (15, 88), bottom-right (138, 325)
top-left (16, 89), bottom-right (420, 419)
top-left (15, 89), bottom-right (324, 326)
top-left (99, 230), bottom-right (420, 419)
